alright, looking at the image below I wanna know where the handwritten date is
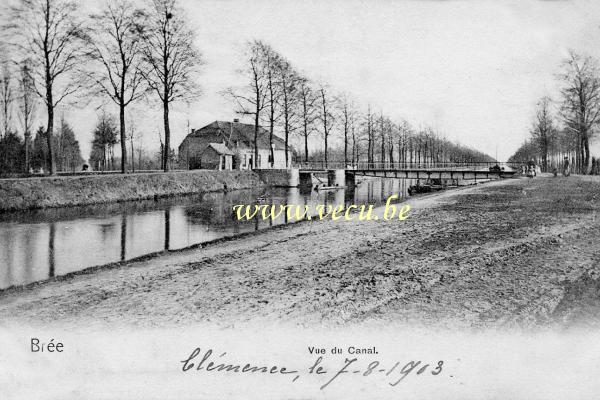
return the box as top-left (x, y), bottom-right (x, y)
top-left (181, 347), bottom-right (443, 390)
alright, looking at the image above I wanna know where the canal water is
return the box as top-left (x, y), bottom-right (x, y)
top-left (0, 178), bottom-right (412, 290)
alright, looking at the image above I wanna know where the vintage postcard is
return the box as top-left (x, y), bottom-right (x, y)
top-left (1, 0), bottom-right (600, 399)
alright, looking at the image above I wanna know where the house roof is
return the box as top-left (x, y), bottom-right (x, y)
top-left (186, 121), bottom-right (289, 151)
top-left (205, 142), bottom-right (234, 156)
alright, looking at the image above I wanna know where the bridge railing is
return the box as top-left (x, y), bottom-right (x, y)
top-left (296, 161), bottom-right (518, 171)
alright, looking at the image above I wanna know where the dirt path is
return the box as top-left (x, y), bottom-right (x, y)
top-left (1, 175), bottom-right (599, 330)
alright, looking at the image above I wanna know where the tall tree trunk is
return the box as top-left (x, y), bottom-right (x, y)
top-left (46, 102), bottom-right (54, 175)
top-left (380, 117), bottom-right (385, 165)
top-left (366, 133), bottom-right (370, 164)
top-left (343, 113), bottom-right (348, 166)
top-left (130, 135), bottom-right (135, 173)
top-left (253, 109), bottom-right (259, 169)
top-left (120, 101), bottom-right (127, 173)
top-left (163, 98), bottom-right (170, 172)
top-left (584, 136), bottom-right (591, 174)
top-left (324, 130), bottom-right (328, 168)
top-left (24, 132), bottom-right (30, 173)
top-left (269, 101), bottom-right (275, 168)
top-left (304, 122), bottom-right (309, 163)
top-left (579, 137), bottom-right (584, 174)
top-left (321, 91), bottom-right (328, 168)
top-left (284, 112), bottom-right (289, 168)
top-left (352, 125), bottom-right (356, 165)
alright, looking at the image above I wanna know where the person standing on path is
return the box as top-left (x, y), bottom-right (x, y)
top-left (563, 156), bottom-right (570, 177)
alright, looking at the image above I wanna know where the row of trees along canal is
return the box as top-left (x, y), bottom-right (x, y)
top-left (224, 40), bottom-right (493, 170)
top-left (509, 52), bottom-right (600, 175)
top-left (0, 0), bottom-right (491, 177)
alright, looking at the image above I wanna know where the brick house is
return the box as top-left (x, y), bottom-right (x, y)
top-left (178, 120), bottom-right (293, 170)
top-left (198, 143), bottom-right (234, 170)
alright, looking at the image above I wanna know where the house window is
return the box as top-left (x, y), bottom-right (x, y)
top-left (257, 155), bottom-right (261, 168)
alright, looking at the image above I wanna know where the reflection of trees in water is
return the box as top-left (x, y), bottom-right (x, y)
top-left (0, 195), bottom-right (206, 225)
top-left (351, 178), bottom-right (412, 205)
top-left (184, 189), bottom-right (271, 227)
top-left (0, 226), bottom-right (50, 289)
top-left (0, 231), bottom-right (15, 288)
top-left (48, 223), bottom-right (56, 278)
top-left (164, 209), bottom-right (170, 251)
top-left (120, 214), bottom-right (127, 261)
top-left (23, 227), bottom-right (37, 284)
top-left (98, 221), bottom-right (117, 243)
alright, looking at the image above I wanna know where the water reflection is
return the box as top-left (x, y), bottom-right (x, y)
top-left (0, 178), bottom-right (413, 290)
top-left (49, 223), bottom-right (56, 278)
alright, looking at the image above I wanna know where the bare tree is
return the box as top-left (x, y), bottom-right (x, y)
top-left (378, 112), bottom-right (386, 164)
top-left (559, 52), bottom-right (600, 174)
top-left (224, 41), bottom-right (268, 169)
top-left (531, 96), bottom-right (556, 172)
top-left (351, 111), bottom-right (358, 164)
top-left (317, 83), bottom-right (335, 167)
top-left (18, 59), bottom-right (37, 172)
top-left (140, 0), bottom-right (201, 172)
top-left (397, 119), bottom-right (412, 165)
top-left (85, 0), bottom-right (146, 173)
top-left (4, 0), bottom-right (85, 175)
top-left (126, 113), bottom-right (138, 172)
top-left (365, 105), bottom-right (374, 164)
top-left (277, 58), bottom-right (300, 168)
top-left (387, 120), bottom-right (396, 165)
top-left (0, 62), bottom-right (13, 138)
top-left (256, 42), bottom-right (281, 167)
top-left (298, 77), bottom-right (317, 163)
top-left (338, 92), bottom-right (355, 166)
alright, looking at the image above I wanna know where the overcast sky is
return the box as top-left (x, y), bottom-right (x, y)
top-left (65, 0), bottom-right (600, 161)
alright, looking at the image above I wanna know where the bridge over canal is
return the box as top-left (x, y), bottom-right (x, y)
top-left (257, 162), bottom-right (519, 188)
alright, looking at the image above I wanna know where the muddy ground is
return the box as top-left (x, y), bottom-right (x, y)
top-left (1, 175), bottom-right (599, 330)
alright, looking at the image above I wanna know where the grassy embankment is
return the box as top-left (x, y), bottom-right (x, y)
top-left (0, 170), bottom-right (263, 212)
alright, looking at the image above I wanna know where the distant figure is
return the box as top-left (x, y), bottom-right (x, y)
top-left (563, 157), bottom-right (570, 177)
top-left (82, 164), bottom-right (89, 172)
top-left (527, 159), bottom-right (536, 178)
top-left (552, 166), bottom-right (558, 177)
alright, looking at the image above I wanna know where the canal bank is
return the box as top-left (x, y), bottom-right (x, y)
top-left (1, 175), bottom-right (599, 329)
top-left (0, 170), bottom-right (264, 212)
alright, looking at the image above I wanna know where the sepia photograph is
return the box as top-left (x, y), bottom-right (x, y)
top-left (1, 0), bottom-right (600, 398)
